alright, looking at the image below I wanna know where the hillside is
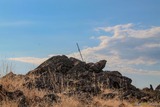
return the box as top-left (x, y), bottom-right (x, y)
top-left (0, 55), bottom-right (160, 107)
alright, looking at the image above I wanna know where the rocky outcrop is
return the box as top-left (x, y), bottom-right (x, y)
top-left (23, 55), bottom-right (134, 95)
top-left (0, 55), bottom-right (159, 105)
top-left (156, 84), bottom-right (160, 91)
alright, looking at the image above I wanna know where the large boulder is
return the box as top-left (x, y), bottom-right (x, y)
top-left (87, 60), bottom-right (107, 73)
top-left (27, 55), bottom-right (74, 75)
top-left (24, 56), bottom-right (108, 93)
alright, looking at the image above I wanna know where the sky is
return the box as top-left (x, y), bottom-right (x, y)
top-left (0, 0), bottom-right (160, 89)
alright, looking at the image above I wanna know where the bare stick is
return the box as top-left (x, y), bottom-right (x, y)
top-left (76, 43), bottom-right (84, 61)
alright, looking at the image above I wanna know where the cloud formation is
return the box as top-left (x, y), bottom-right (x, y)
top-left (8, 23), bottom-right (160, 75)
top-left (70, 24), bottom-right (160, 75)
top-left (9, 57), bottom-right (47, 65)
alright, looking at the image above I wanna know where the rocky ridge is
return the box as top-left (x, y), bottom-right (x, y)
top-left (0, 55), bottom-right (160, 106)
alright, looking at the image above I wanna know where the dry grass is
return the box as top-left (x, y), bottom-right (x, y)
top-left (0, 77), bottom-right (159, 107)
top-left (0, 74), bottom-right (24, 91)
top-left (55, 95), bottom-right (82, 107)
top-left (0, 63), bottom-right (159, 107)
top-left (0, 97), bottom-right (158, 107)
top-left (0, 101), bottom-right (18, 107)
top-left (24, 88), bottom-right (48, 99)
top-left (54, 95), bottom-right (157, 107)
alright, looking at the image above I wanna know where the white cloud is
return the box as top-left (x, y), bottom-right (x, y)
top-left (96, 23), bottom-right (133, 38)
top-left (96, 24), bottom-right (160, 39)
top-left (69, 24), bottom-right (160, 75)
top-left (8, 23), bottom-right (160, 75)
top-left (8, 57), bottom-right (47, 65)
top-left (115, 66), bottom-right (160, 76)
top-left (143, 43), bottom-right (160, 48)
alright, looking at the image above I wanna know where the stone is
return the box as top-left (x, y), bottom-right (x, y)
top-left (109, 71), bottom-right (122, 76)
top-left (27, 55), bottom-right (74, 75)
top-left (156, 84), bottom-right (160, 91)
top-left (88, 60), bottom-right (107, 73)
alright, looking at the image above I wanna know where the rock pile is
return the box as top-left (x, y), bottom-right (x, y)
top-left (23, 55), bottom-right (135, 94)
top-left (0, 55), bottom-right (160, 106)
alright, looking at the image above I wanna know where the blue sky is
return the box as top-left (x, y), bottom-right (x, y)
top-left (0, 0), bottom-right (160, 88)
